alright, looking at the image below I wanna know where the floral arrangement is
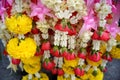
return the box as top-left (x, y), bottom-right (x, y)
top-left (0, 0), bottom-right (120, 80)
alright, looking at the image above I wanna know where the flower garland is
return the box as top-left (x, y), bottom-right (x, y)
top-left (0, 0), bottom-right (120, 80)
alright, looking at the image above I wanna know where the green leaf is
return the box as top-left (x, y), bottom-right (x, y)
top-left (99, 65), bottom-right (104, 71)
top-left (16, 13), bottom-right (22, 18)
top-left (60, 47), bottom-right (67, 53)
top-left (67, 22), bottom-right (72, 29)
top-left (53, 46), bottom-right (58, 51)
top-left (116, 44), bottom-right (120, 48)
top-left (92, 70), bottom-right (98, 77)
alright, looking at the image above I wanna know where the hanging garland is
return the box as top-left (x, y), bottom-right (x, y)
top-left (0, 0), bottom-right (120, 80)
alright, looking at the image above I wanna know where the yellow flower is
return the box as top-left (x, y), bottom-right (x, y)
top-left (22, 75), bottom-right (28, 80)
top-left (62, 65), bottom-right (74, 75)
top-left (80, 73), bottom-right (89, 80)
top-left (116, 34), bottom-right (120, 41)
top-left (87, 68), bottom-right (104, 80)
top-left (7, 38), bottom-right (36, 59)
top-left (100, 42), bottom-right (107, 55)
top-left (22, 56), bottom-right (41, 65)
top-left (40, 73), bottom-right (49, 80)
top-left (22, 73), bottom-right (48, 80)
top-left (64, 58), bottom-right (78, 67)
top-left (57, 75), bottom-right (71, 80)
top-left (86, 58), bottom-right (102, 66)
top-left (23, 63), bottom-right (41, 74)
top-left (110, 46), bottom-right (120, 59)
top-left (5, 14), bottom-right (32, 34)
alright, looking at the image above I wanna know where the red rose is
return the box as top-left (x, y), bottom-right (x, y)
top-left (74, 67), bottom-right (84, 76)
top-left (52, 68), bottom-right (57, 75)
top-left (31, 0), bottom-right (38, 4)
top-left (31, 27), bottom-right (39, 34)
top-left (77, 52), bottom-right (86, 59)
top-left (54, 24), bottom-right (63, 31)
top-left (58, 68), bottom-right (64, 76)
top-left (3, 49), bottom-right (8, 55)
top-left (43, 60), bottom-right (55, 71)
top-left (41, 41), bottom-right (51, 50)
top-left (102, 53), bottom-right (112, 62)
top-left (12, 58), bottom-right (21, 65)
top-left (100, 31), bottom-right (110, 42)
top-left (35, 49), bottom-right (44, 56)
top-left (88, 51), bottom-right (101, 62)
top-left (91, 31), bottom-right (99, 40)
top-left (50, 47), bottom-right (60, 57)
top-left (65, 52), bottom-right (76, 60)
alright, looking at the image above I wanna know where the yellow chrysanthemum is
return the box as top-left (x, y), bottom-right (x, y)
top-left (64, 58), bottom-right (78, 67)
top-left (100, 42), bottom-right (107, 55)
top-left (21, 56), bottom-right (41, 65)
top-left (22, 73), bottom-right (48, 80)
top-left (62, 65), bottom-right (74, 75)
top-left (5, 14), bottom-right (32, 34)
top-left (110, 46), bottom-right (120, 59)
top-left (87, 68), bottom-right (104, 80)
top-left (7, 38), bottom-right (36, 59)
top-left (80, 73), bottom-right (89, 80)
top-left (57, 76), bottom-right (71, 80)
top-left (86, 58), bottom-right (102, 66)
top-left (22, 75), bottom-right (28, 80)
top-left (23, 63), bottom-right (41, 74)
top-left (40, 73), bottom-right (49, 80)
top-left (116, 34), bottom-right (120, 41)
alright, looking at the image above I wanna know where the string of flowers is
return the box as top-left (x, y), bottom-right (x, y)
top-left (0, 0), bottom-right (120, 80)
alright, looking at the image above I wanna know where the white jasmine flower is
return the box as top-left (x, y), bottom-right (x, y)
top-left (71, 74), bottom-right (76, 80)
top-left (35, 72), bottom-right (41, 78)
top-left (55, 9), bottom-right (72, 19)
top-left (36, 21), bottom-right (49, 33)
top-left (93, 66), bottom-right (98, 71)
top-left (106, 38), bottom-right (117, 51)
top-left (92, 40), bottom-right (101, 50)
top-left (34, 34), bottom-right (41, 46)
top-left (41, 33), bottom-right (49, 39)
top-left (28, 74), bottom-right (33, 80)
top-left (14, 0), bottom-right (23, 12)
top-left (58, 57), bottom-right (63, 68)
top-left (99, 19), bottom-right (107, 27)
top-left (64, 74), bottom-right (69, 78)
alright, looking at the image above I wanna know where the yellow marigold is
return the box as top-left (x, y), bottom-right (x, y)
top-left (22, 75), bottom-right (28, 80)
top-left (7, 38), bottom-right (36, 59)
top-left (23, 63), bottom-right (41, 74)
top-left (116, 34), bottom-right (120, 41)
top-left (80, 73), bottom-right (89, 80)
top-left (40, 73), bottom-right (49, 80)
top-left (57, 76), bottom-right (71, 80)
top-left (100, 42), bottom-right (107, 55)
top-left (22, 73), bottom-right (48, 80)
top-left (62, 65), bottom-right (74, 75)
top-left (110, 46), bottom-right (120, 59)
top-left (64, 58), bottom-right (78, 67)
top-left (21, 56), bottom-right (41, 65)
top-left (87, 68), bottom-right (104, 80)
top-left (86, 58), bottom-right (102, 67)
top-left (5, 14), bottom-right (32, 34)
